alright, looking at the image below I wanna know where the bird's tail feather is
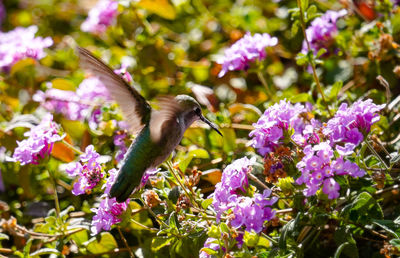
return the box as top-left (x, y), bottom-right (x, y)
top-left (109, 170), bottom-right (136, 203)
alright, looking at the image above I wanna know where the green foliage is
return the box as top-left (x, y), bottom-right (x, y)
top-left (1, 0), bottom-right (400, 257)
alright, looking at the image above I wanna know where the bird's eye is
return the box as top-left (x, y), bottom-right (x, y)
top-left (194, 107), bottom-right (201, 115)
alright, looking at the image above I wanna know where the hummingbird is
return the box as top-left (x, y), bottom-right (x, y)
top-left (78, 47), bottom-right (222, 203)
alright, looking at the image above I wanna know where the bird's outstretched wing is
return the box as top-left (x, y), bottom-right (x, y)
top-left (149, 96), bottom-right (183, 142)
top-left (78, 47), bottom-right (151, 134)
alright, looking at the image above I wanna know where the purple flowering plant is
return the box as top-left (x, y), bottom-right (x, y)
top-left (2, 0), bottom-right (400, 257)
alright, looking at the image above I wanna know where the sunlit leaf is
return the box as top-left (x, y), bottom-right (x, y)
top-left (85, 232), bottom-right (117, 254)
top-left (137, 0), bottom-right (176, 20)
top-left (51, 78), bottom-right (75, 91)
top-left (10, 58), bottom-right (35, 76)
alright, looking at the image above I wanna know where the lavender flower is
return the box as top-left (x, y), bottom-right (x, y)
top-left (296, 141), bottom-right (366, 199)
top-left (0, 25), bottom-right (53, 71)
top-left (12, 114), bottom-right (62, 165)
top-left (212, 157), bottom-right (277, 232)
top-left (33, 77), bottom-right (110, 122)
top-left (66, 145), bottom-right (104, 195)
top-left (229, 190), bottom-right (277, 233)
top-left (323, 99), bottom-right (384, 155)
top-left (217, 32), bottom-right (278, 77)
top-left (302, 9), bottom-right (347, 54)
top-left (81, 0), bottom-right (119, 34)
top-left (114, 65), bottom-right (133, 83)
top-left (249, 100), bottom-right (307, 155)
top-left (91, 168), bottom-right (129, 235)
top-left (199, 238), bottom-right (220, 258)
top-left (114, 132), bottom-right (128, 162)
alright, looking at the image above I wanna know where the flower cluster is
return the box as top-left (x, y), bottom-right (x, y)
top-left (91, 168), bottom-right (129, 235)
top-left (81, 0), bottom-right (119, 34)
top-left (217, 32), bottom-right (278, 77)
top-left (66, 145), bottom-right (104, 195)
top-left (12, 114), bottom-right (62, 165)
top-left (250, 99), bottom-right (383, 199)
top-left (302, 9), bottom-right (347, 54)
top-left (113, 132), bottom-right (128, 162)
top-left (212, 157), bottom-right (277, 233)
top-left (33, 77), bottom-right (110, 122)
top-left (323, 99), bottom-right (385, 155)
top-left (249, 100), bottom-right (308, 156)
top-left (0, 25), bottom-right (53, 71)
top-left (296, 142), bottom-right (365, 199)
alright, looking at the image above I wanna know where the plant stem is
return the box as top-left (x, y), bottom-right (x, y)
top-left (296, 0), bottom-right (332, 117)
top-left (365, 140), bottom-right (388, 169)
top-left (117, 226), bottom-right (134, 258)
top-left (48, 171), bottom-right (61, 219)
top-left (166, 161), bottom-right (200, 209)
top-left (62, 139), bottom-right (84, 155)
top-left (257, 71), bottom-right (273, 99)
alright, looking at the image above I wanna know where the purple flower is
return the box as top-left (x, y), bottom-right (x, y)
top-left (217, 32), bottom-right (278, 77)
top-left (114, 64), bottom-right (133, 83)
top-left (66, 145), bottom-right (104, 195)
top-left (140, 168), bottom-right (159, 188)
top-left (302, 9), bottom-right (347, 54)
top-left (322, 178), bottom-right (340, 199)
top-left (114, 132), bottom-right (128, 162)
top-left (81, 0), bottom-right (119, 34)
top-left (249, 100), bottom-right (307, 155)
top-left (90, 196), bottom-right (128, 235)
top-left (199, 238), bottom-right (220, 258)
top-left (33, 77), bottom-right (110, 123)
top-left (323, 99), bottom-right (384, 154)
top-left (211, 157), bottom-right (277, 232)
top-left (0, 25), bottom-right (53, 71)
top-left (12, 114), bottom-right (62, 165)
top-left (220, 157), bottom-right (254, 193)
top-left (91, 168), bottom-right (129, 235)
top-left (230, 194), bottom-right (276, 233)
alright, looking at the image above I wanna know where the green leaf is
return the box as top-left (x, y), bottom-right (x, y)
top-left (390, 239), bottom-right (400, 248)
top-left (296, 53), bottom-right (308, 66)
top-left (328, 81), bottom-right (343, 100)
top-left (341, 192), bottom-right (383, 224)
top-left (291, 20), bottom-right (300, 36)
top-left (257, 236), bottom-right (271, 248)
top-left (334, 242), bottom-right (350, 258)
top-left (200, 247), bottom-right (218, 256)
top-left (201, 198), bottom-right (213, 210)
top-left (137, 0), bottom-right (176, 20)
top-left (23, 238), bottom-right (33, 258)
top-left (289, 93), bottom-right (310, 103)
top-left (152, 237), bottom-right (174, 252)
top-left (220, 222), bottom-right (229, 234)
top-left (69, 229), bottom-right (88, 246)
top-left (279, 219), bottom-right (295, 251)
top-left (60, 205), bottom-right (75, 220)
top-left (244, 230), bottom-right (259, 247)
top-left (30, 248), bottom-right (60, 257)
top-left (85, 232), bottom-right (118, 254)
top-left (300, 0), bottom-right (309, 13)
top-left (0, 233), bottom-right (9, 241)
top-left (372, 220), bottom-right (399, 238)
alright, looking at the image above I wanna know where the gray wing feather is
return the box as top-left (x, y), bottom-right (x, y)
top-left (78, 47), bottom-right (151, 133)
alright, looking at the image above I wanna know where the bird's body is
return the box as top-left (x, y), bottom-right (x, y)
top-left (78, 47), bottom-right (222, 202)
top-left (110, 104), bottom-right (184, 202)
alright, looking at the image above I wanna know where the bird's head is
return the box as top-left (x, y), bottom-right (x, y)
top-left (175, 95), bottom-right (222, 136)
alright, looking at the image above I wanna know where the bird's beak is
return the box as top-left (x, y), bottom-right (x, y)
top-left (200, 115), bottom-right (223, 136)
